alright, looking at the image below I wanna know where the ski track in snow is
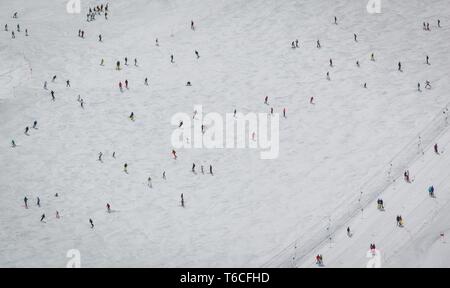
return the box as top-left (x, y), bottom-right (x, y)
top-left (0, 0), bottom-right (449, 267)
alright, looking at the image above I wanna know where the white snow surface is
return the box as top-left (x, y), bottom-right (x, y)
top-left (0, 0), bottom-right (449, 267)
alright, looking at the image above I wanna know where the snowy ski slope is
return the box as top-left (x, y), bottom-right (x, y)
top-left (0, 0), bottom-right (449, 267)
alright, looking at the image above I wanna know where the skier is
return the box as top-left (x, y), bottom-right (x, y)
top-left (107, 203), bottom-right (111, 213)
top-left (428, 185), bottom-right (435, 198)
top-left (40, 214), bottom-right (46, 222)
top-left (295, 39), bottom-right (299, 48)
top-left (125, 79), bottom-right (129, 89)
top-left (317, 40), bottom-right (321, 48)
top-left (51, 90), bottom-right (55, 101)
top-left (195, 50), bottom-right (200, 59)
top-left (155, 38), bottom-right (159, 46)
top-left (145, 78), bottom-right (149, 86)
top-left (438, 19), bottom-right (441, 28)
top-left (363, 83), bottom-right (367, 89)
top-left (147, 176), bottom-right (152, 188)
top-left (291, 41), bottom-right (296, 49)
top-left (24, 126), bottom-right (29, 135)
top-left (125, 57), bottom-right (128, 65)
top-left (99, 34), bottom-right (102, 42)
top-left (129, 112), bottom-right (134, 121)
top-left (356, 60), bottom-right (360, 67)
top-left (56, 211), bottom-right (60, 219)
top-left (264, 96), bottom-right (269, 105)
top-left (347, 227), bottom-right (352, 237)
top-left (426, 55), bottom-right (430, 65)
top-left (326, 71), bottom-right (330, 80)
top-left (163, 171), bottom-right (166, 180)
top-left (25, 29), bottom-right (28, 36)
top-left (81, 31), bottom-right (84, 38)
top-left (417, 82), bottom-right (421, 92)
top-left (329, 59), bottom-right (333, 67)
top-left (66, 80), bottom-right (70, 87)
top-left (181, 193), bottom-right (185, 207)
top-left (13, 12), bottom-right (18, 18)
top-left (4, 24), bottom-right (7, 31)
top-left (89, 218), bottom-right (94, 228)
top-left (434, 143), bottom-right (439, 154)
top-left (192, 163), bottom-right (196, 173)
top-left (371, 53), bottom-right (375, 61)
top-left (186, 81), bottom-right (192, 86)
top-left (191, 20), bottom-right (195, 30)
top-left (377, 199), bottom-right (384, 210)
top-left (398, 62), bottom-right (402, 72)
top-left (52, 75), bottom-right (57, 82)
top-left (172, 149), bottom-right (177, 159)
top-left (316, 254), bottom-right (323, 266)
top-left (425, 80), bottom-right (431, 89)
top-left (37, 197), bottom-right (40, 207)
top-left (24, 197), bottom-right (28, 208)
top-left (12, 140), bottom-right (16, 148)
top-left (98, 152), bottom-right (103, 162)
top-left (43, 81), bottom-right (47, 90)
top-left (124, 163), bottom-right (128, 173)
top-left (116, 61), bottom-right (121, 70)
top-left (404, 170), bottom-right (410, 183)
top-left (354, 33), bottom-right (357, 42)
top-left (283, 108), bottom-right (286, 118)
top-left (112, 152), bottom-right (116, 158)
top-left (11, 31), bottom-right (15, 39)
top-left (209, 165), bottom-right (213, 175)
top-left (310, 96), bottom-right (315, 105)
top-left (396, 215), bottom-right (403, 227)
top-left (170, 54), bottom-right (174, 63)
top-left (80, 99), bottom-right (84, 109)
top-left (270, 107), bottom-right (274, 115)
top-left (334, 16), bottom-right (337, 25)
top-left (119, 82), bottom-right (123, 92)
top-left (100, 59), bottom-right (104, 66)
top-left (134, 58), bottom-right (138, 66)
top-left (17, 24), bottom-right (20, 32)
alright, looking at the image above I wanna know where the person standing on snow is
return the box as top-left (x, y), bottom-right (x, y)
top-left (428, 186), bottom-right (435, 198)
top-left (172, 150), bottom-right (177, 159)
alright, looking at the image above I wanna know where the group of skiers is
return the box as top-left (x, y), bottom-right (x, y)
top-left (316, 139), bottom-right (443, 266)
top-left (423, 19), bottom-right (441, 31)
top-left (191, 163), bottom-right (214, 175)
top-left (8, 5), bottom-right (447, 265)
top-left (87, 3), bottom-right (109, 22)
top-left (5, 22), bottom-right (29, 39)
